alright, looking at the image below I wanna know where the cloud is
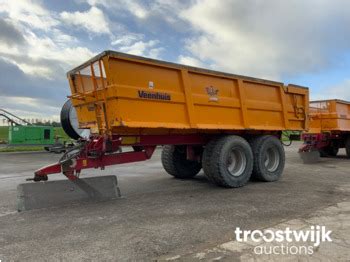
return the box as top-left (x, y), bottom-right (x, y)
top-left (24, 32), bottom-right (94, 67)
top-left (0, 31), bottom-right (95, 79)
top-left (0, 0), bottom-right (60, 30)
top-left (180, 0), bottom-right (350, 80)
top-left (0, 96), bottom-right (61, 121)
top-left (111, 34), bottom-right (143, 46)
top-left (83, 0), bottom-right (179, 59)
top-left (113, 38), bottom-right (163, 59)
top-left (0, 57), bottom-right (66, 101)
top-left (3, 0), bottom-right (348, 123)
top-left (87, 0), bottom-right (191, 32)
top-left (0, 1), bottom-right (95, 78)
top-left (178, 55), bottom-right (204, 67)
top-left (121, 0), bottom-right (148, 19)
top-left (51, 28), bottom-right (78, 46)
top-left (0, 18), bottom-right (26, 46)
top-left (87, 0), bottom-right (149, 19)
top-left (0, 57), bottom-right (67, 122)
top-left (0, 1), bottom-right (98, 120)
top-left (60, 6), bottom-right (111, 35)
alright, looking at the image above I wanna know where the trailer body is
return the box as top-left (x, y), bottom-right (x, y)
top-left (68, 51), bottom-right (308, 136)
top-left (301, 100), bottom-right (350, 157)
top-left (34, 51), bottom-right (309, 188)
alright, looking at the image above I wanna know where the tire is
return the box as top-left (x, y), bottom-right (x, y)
top-left (346, 137), bottom-right (350, 158)
top-left (161, 145), bottom-right (202, 179)
top-left (319, 148), bottom-right (328, 158)
top-left (203, 136), bottom-right (253, 188)
top-left (319, 146), bottom-right (339, 157)
top-left (61, 99), bottom-right (90, 140)
top-left (249, 135), bottom-right (285, 182)
top-left (327, 146), bottom-right (339, 157)
top-left (60, 99), bottom-right (81, 140)
top-left (202, 138), bottom-right (219, 183)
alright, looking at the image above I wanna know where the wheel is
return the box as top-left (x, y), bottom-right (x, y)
top-left (327, 146), bottom-right (339, 157)
top-left (60, 99), bottom-right (90, 140)
top-left (249, 135), bottom-right (285, 182)
top-left (161, 145), bottom-right (202, 179)
top-left (319, 146), bottom-right (339, 157)
top-left (202, 138), bottom-right (220, 183)
top-left (319, 148), bottom-right (328, 157)
top-left (203, 136), bottom-right (253, 188)
top-left (346, 137), bottom-right (350, 158)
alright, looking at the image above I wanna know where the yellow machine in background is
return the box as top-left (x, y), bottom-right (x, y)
top-left (301, 100), bottom-right (350, 157)
top-left (308, 100), bottom-right (350, 133)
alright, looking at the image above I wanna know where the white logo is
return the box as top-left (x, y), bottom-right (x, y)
top-left (235, 225), bottom-right (332, 255)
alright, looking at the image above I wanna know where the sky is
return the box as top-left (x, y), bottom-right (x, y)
top-left (0, 0), bottom-right (350, 121)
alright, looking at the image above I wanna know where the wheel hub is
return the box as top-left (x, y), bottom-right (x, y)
top-left (226, 148), bottom-right (247, 177)
top-left (264, 147), bottom-right (280, 172)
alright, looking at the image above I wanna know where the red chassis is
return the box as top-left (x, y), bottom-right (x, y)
top-left (32, 134), bottom-right (209, 182)
top-left (299, 132), bottom-right (342, 152)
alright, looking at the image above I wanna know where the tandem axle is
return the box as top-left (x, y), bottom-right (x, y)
top-left (31, 133), bottom-right (286, 189)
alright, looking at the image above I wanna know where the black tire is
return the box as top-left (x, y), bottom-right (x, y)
top-left (60, 99), bottom-right (80, 140)
top-left (346, 137), bottom-right (350, 158)
top-left (250, 135), bottom-right (285, 182)
top-left (203, 136), bottom-right (253, 188)
top-left (319, 148), bottom-right (328, 157)
top-left (161, 145), bottom-right (202, 179)
top-left (319, 146), bottom-right (339, 157)
top-left (202, 138), bottom-right (220, 183)
top-left (327, 146), bottom-right (339, 157)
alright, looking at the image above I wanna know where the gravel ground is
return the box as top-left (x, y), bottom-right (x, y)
top-left (0, 142), bottom-right (349, 261)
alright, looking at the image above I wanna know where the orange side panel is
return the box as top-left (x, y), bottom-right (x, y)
top-left (67, 51), bottom-right (309, 135)
top-left (308, 100), bottom-right (350, 133)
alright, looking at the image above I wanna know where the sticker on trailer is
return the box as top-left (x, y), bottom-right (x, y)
top-left (206, 86), bottom-right (219, 102)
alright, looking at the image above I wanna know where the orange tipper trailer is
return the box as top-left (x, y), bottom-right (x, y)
top-left (33, 51), bottom-right (309, 188)
top-left (300, 99), bottom-right (350, 157)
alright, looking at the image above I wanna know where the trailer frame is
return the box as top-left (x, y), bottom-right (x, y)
top-left (33, 134), bottom-right (212, 181)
